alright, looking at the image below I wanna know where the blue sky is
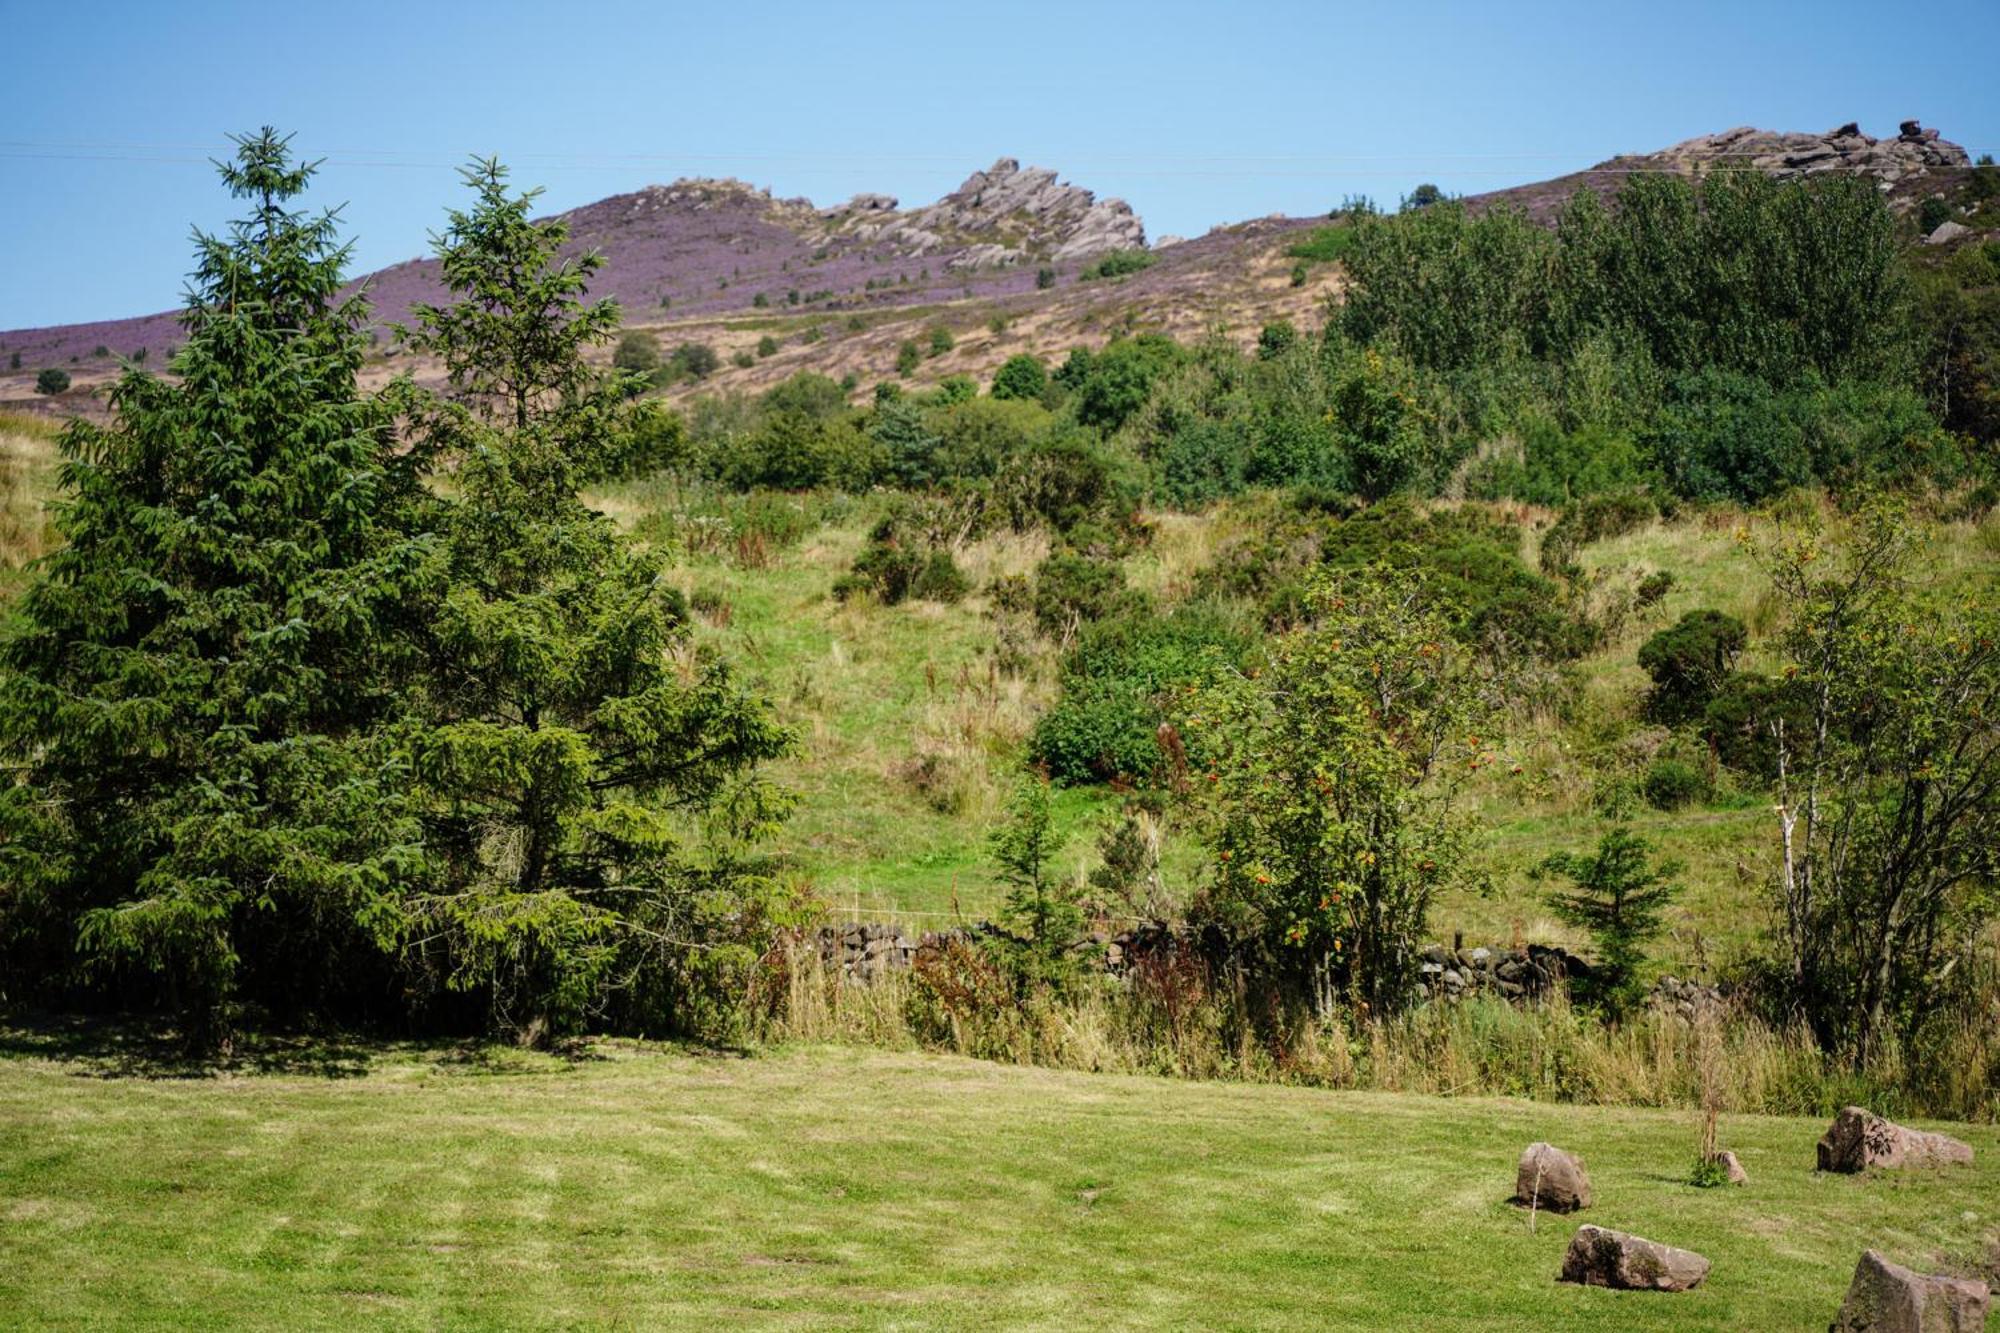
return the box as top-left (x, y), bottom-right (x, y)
top-left (2, 0), bottom-right (1994, 329)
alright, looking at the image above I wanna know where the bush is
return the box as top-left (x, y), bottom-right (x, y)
top-left (731, 350), bottom-right (755, 369)
top-left (756, 335), bottom-right (778, 359)
top-left (613, 329), bottom-right (661, 374)
top-left (928, 326), bottom-right (955, 358)
top-left (1036, 266), bottom-right (1056, 290)
top-left (990, 353), bottom-right (1047, 402)
top-left (1641, 757), bottom-right (1710, 810)
top-left (1030, 603), bottom-right (1253, 783)
top-left (1257, 320), bottom-right (1298, 361)
top-left (1635, 570), bottom-right (1674, 608)
top-left (834, 506), bottom-right (970, 605)
top-left (1071, 335), bottom-right (1182, 433)
top-left (668, 342), bottom-right (719, 381)
top-left (896, 341), bottom-right (921, 377)
top-left (1078, 249), bottom-right (1156, 282)
top-left (34, 368), bottom-right (69, 395)
top-left (1030, 551), bottom-right (1143, 636)
top-left (1638, 609), bottom-right (1746, 724)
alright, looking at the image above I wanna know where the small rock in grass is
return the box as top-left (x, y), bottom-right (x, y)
top-left (1559, 1224), bottom-right (1709, 1292)
top-left (1514, 1142), bottom-right (1592, 1213)
top-left (1817, 1106), bottom-right (1974, 1173)
top-left (1715, 1150), bottom-right (1747, 1185)
top-left (1829, 1249), bottom-right (1988, 1332)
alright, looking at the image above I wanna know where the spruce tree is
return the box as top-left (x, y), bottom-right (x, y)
top-left (0, 131), bottom-right (432, 1047)
top-left (398, 161), bottom-right (793, 1039)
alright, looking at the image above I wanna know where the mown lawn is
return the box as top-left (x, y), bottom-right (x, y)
top-left (1, 1034), bottom-right (1992, 1329)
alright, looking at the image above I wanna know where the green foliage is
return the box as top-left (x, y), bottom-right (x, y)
top-left (665, 342), bottom-right (719, 383)
top-left (1402, 183), bottom-right (1445, 211)
top-left (396, 157), bottom-right (795, 1041)
top-left (1071, 334), bottom-right (1182, 433)
top-left (989, 775), bottom-right (1088, 989)
top-left (1256, 320), bottom-right (1298, 361)
top-left (1757, 502), bottom-right (2000, 1060)
top-left (1030, 551), bottom-right (1141, 637)
top-left (1286, 225), bottom-right (1356, 264)
top-left (1640, 758), bottom-right (1710, 811)
top-left (0, 131), bottom-right (428, 1046)
top-left (927, 325), bottom-right (955, 357)
top-left (1637, 609), bottom-right (1745, 724)
top-left (990, 353), bottom-right (1048, 402)
top-left (1181, 568), bottom-right (1500, 1015)
top-left (1535, 826), bottom-right (1683, 1020)
top-left (1918, 196), bottom-right (1952, 236)
top-left (833, 503), bottom-right (971, 606)
top-left (613, 329), bottom-right (661, 376)
top-left (756, 335), bottom-right (778, 359)
top-left (896, 341), bottom-right (921, 377)
top-left (1031, 603), bottom-right (1251, 785)
top-left (1036, 266), bottom-right (1056, 290)
top-left (1078, 249), bottom-right (1156, 282)
top-left (33, 368), bottom-right (68, 395)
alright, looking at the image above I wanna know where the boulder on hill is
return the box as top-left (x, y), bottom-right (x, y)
top-left (1830, 1250), bottom-right (1989, 1333)
top-left (1514, 1142), bottom-right (1592, 1212)
top-left (1559, 1225), bottom-right (1709, 1292)
top-left (1817, 1106), bottom-right (1974, 1173)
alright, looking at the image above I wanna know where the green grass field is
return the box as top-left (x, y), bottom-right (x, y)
top-left (1, 1035), bottom-right (1991, 1329)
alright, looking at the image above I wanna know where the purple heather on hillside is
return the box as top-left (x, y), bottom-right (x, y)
top-left (0, 159), bottom-right (1152, 369)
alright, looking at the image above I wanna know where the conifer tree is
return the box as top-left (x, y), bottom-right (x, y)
top-left (0, 131), bottom-right (432, 1047)
top-left (397, 161), bottom-right (793, 1039)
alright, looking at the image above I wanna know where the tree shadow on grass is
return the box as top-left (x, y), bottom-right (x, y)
top-left (0, 1012), bottom-right (377, 1080)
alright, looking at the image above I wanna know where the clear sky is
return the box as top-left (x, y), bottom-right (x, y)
top-left (2, 0), bottom-right (1995, 329)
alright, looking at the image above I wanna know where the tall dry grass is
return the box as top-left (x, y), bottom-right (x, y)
top-left (0, 412), bottom-right (60, 572)
top-left (753, 941), bottom-right (2000, 1122)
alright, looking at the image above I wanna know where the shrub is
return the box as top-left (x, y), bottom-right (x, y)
top-left (34, 368), bottom-right (69, 395)
top-left (731, 350), bottom-right (755, 369)
top-left (756, 335), bottom-right (778, 359)
top-left (1031, 603), bottom-right (1253, 784)
top-left (1036, 266), bottom-right (1056, 290)
top-left (752, 292), bottom-right (769, 308)
top-left (1078, 249), bottom-right (1156, 282)
top-left (1286, 225), bottom-right (1356, 264)
top-left (1918, 196), bottom-right (1952, 236)
top-left (1031, 551), bottom-right (1142, 637)
top-left (1638, 609), bottom-right (1746, 724)
top-left (613, 329), bottom-right (661, 374)
top-left (668, 342), bottom-right (719, 381)
top-left (990, 353), bottom-right (1048, 402)
top-left (1635, 570), bottom-right (1674, 608)
top-left (896, 341), bottom-right (921, 377)
top-left (1641, 757), bottom-right (1710, 810)
top-left (834, 506), bottom-right (970, 605)
top-left (1403, 183), bottom-right (1445, 211)
top-left (1071, 334), bottom-right (1182, 433)
top-left (1257, 320), bottom-right (1298, 361)
top-left (927, 325), bottom-right (955, 357)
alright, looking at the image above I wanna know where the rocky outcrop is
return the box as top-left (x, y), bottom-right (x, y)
top-left (1559, 1225), bottom-right (1710, 1292)
top-left (1514, 1142), bottom-right (1592, 1212)
top-left (890, 158), bottom-right (1145, 263)
top-left (1831, 1250), bottom-right (1989, 1333)
top-left (1650, 973), bottom-right (1725, 1021)
top-left (1926, 220), bottom-right (1973, 246)
top-left (1648, 121), bottom-right (1969, 187)
top-left (1817, 1106), bottom-right (1975, 1173)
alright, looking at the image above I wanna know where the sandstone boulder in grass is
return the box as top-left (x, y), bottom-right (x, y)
top-left (1829, 1250), bottom-right (1989, 1333)
top-left (1817, 1106), bottom-right (1974, 1173)
top-left (1513, 1142), bottom-right (1592, 1212)
top-left (1559, 1225), bottom-right (1710, 1292)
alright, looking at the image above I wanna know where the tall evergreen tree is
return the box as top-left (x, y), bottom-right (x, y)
top-left (0, 131), bottom-right (433, 1047)
top-left (397, 161), bottom-right (793, 1040)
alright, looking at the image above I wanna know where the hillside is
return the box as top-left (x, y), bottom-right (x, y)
top-left (2, 119), bottom-right (1982, 418)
